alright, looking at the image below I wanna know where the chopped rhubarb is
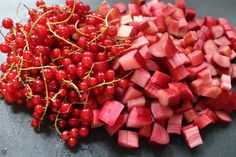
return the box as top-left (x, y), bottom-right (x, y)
top-left (151, 101), bottom-right (174, 121)
top-left (194, 114), bottom-right (212, 129)
top-left (187, 50), bottom-right (204, 66)
top-left (91, 109), bottom-right (104, 128)
top-left (211, 25), bottom-right (224, 39)
top-left (130, 68), bottom-right (151, 87)
top-left (182, 126), bottom-right (203, 148)
top-left (98, 100), bottom-right (124, 126)
top-left (149, 32), bottom-right (177, 58)
top-left (183, 109), bottom-right (199, 123)
top-left (149, 123), bottom-right (170, 145)
top-left (157, 88), bottom-right (180, 107)
top-left (126, 106), bottom-right (152, 128)
top-left (139, 124), bottom-right (152, 138)
top-left (117, 25), bottom-right (134, 38)
top-left (127, 96), bottom-right (146, 111)
top-left (105, 113), bottom-right (128, 136)
top-left (183, 31), bottom-right (198, 46)
top-left (118, 49), bottom-right (144, 71)
top-left (151, 71), bottom-right (172, 88)
top-left (167, 114), bottom-right (183, 134)
top-left (122, 85), bottom-right (143, 103)
top-left (220, 74), bottom-right (232, 91)
top-left (215, 111), bottom-right (232, 123)
top-left (118, 130), bottom-right (139, 148)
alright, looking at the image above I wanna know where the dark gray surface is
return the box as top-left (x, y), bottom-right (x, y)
top-left (0, 0), bottom-right (236, 157)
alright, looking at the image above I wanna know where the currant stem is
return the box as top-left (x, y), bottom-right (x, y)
top-left (63, 80), bottom-right (81, 96)
top-left (21, 65), bottom-right (61, 71)
top-left (39, 54), bottom-right (49, 122)
top-left (47, 22), bottom-right (81, 49)
top-left (105, 8), bottom-right (114, 27)
top-left (54, 113), bottom-right (61, 135)
top-left (0, 63), bottom-right (15, 83)
top-left (83, 63), bottom-right (94, 79)
top-left (50, 0), bottom-right (76, 25)
top-left (29, 10), bottom-right (57, 36)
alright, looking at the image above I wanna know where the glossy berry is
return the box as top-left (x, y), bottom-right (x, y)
top-left (2, 18), bottom-right (14, 29)
top-left (67, 137), bottom-right (78, 148)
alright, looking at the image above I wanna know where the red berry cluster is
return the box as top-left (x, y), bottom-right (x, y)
top-left (0, 0), bottom-right (131, 148)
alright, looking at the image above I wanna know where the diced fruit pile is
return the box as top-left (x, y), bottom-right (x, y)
top-left (0, 0), bottom-right (236, 149)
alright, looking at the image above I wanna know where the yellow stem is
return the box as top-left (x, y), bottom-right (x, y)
top-left (47, 22), bottom-right (81, 49)
top-left (29, 10), bottom-right (57, 36)
top-left (0, 63), bottom-right (15, 83)
top-left (49, 0), bottom-right (76, 25)
top-left (54, 113), bottom-right (61, 135)
top-left (63, 80), bottom-right (81, 96)
top-left (39, 54), bottom-right (49, 121)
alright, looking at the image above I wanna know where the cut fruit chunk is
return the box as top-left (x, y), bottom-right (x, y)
top-left (98, 100), bottom-right (124, 126)
top-left (149, 123), bottom-right (170, 145)
top-left (118, 49), bottom-right (144, 71)
top-left (151, 101), bottom-right (173, 121)
top-left (117, 25), bottom-right (134, 38)
top-left (118, 130), bottom-right (139, 149)
top-left (157, 88), bottom-right (180, 107)
top-left (91, 109), bottom-right (104, 128)
top-left (122, 85), bottom-right (143, 103)
top-left (167, 114), bottom-right (183, 134)
top-left (149, 32), bottom-right (177, 58)
top-left (126, 106), bottom-right (152, 128)
top-left (194, 114), bottom-right (212, 129)
top-left (182, 126), bottom-right (203, 149)
top-left (127, 96), bottom-right (146, 111)
top-left (105, 113), bottom-right (128, 136)
top-left (138, 124), bottom-right (152, 138)
top-left (151, 71), bottom-right (172, 88)
top-left (130, 68), bottom-right (150, 87)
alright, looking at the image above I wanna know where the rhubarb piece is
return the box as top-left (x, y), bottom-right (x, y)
top-left (138, 124), bottom-right (152, 138)
top-left (151, 101), bottom-right (174, 121)
top-left (183, 31), bottom-right (198, 46)
top-left (165, 53), bottom-right (185, 69)
top-left (182, 126), bottom-right (203, 148)
top-left (212, 54), bottom-right (230, 71)
top-left (144, 59), bottom-right (161, 71)
top-left (127, 96), bottom-right (146, 111)
top-left (187, 50), bottom-right (204, 66)
top-left (214, 36), bottom-right (231, 46)
top-left (149, 123), bottom-right (170, 145)
top-left (151, 71), bottom-right (172, 88)
top-left (169, 82), bottom-right (194, 101)
top-left (197, 85), bottom-right (222, 99)
top-left (122, 86), bottom-right (143, 103)
top-left (117, 25), bottom-right (134, 38)
top-left (128, 4), bottom-right (141, 16)
top-left (140, 20), bottom-right (158, 35)
top-left (185, 7), bottom-right (196, 21)
top-left (211, 25), bottom-right (224, 39)
top-left (126, 106), bottom-right (152, 128)
top-left (157, 88), bottom-right (180, 107)
top-left (149, 32), bottom-right (177, 58)
top-left (219, 45), bottom-right (232, 57)
top-left (118, 130), bottom-right (139, 148)
top-left (167, 114), bottom-right (183, 134)
top-left (170, 65), bottom-right (190, 81)
top-left (215, 111), bottom-right (232, 123)
top-left (175, 0), bottom-right (186, 11)
top-left (132, 36), bottom-right (149, 49)
top-left (139, 45), bottom-right (152, 59)
top-left (194, 114), bottom-right (212, 129)
top-left (113, 2), bottom-right (127, 13)
top-left (118, 49), bottom-right (144, 71)
top-left (220, 74), bottom-right (232, 91)
top-left (130, 68), bottom-right (151, 87)
top-left (98, 100), bottom-right (124, 126)
top-left (105, 113), bottom-right (128, 136)
top-left (120, 14), bottom-right (133, 25)
top-left (144, 81), bottom-right (161, 98)
top-left (91, 109), bottom-right (104, 128)
top-left (204, 39), bottom-right (218, 56)
top-left (183, 109), bottom-right (199, 123)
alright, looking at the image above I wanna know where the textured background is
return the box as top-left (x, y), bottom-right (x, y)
top-left (0, 0), bottom-right (236, 157)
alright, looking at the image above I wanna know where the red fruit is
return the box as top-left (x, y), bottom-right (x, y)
top-left (118, 130), bottom-right (139, 149)
top-left (126, 106), bottom-right (152, 128)
top-left (67, 137), bottom-right (78, 148)
top-left (149, 123), bottom-right (170, 145)
top-left (105, 113), bottom-right (128, 136)
top-left (98, 100), bottom-right (124, 126)
top-left (61, 131), bottom-right (70, 141)
top-left (2, 18), bottom-right (13, 29)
